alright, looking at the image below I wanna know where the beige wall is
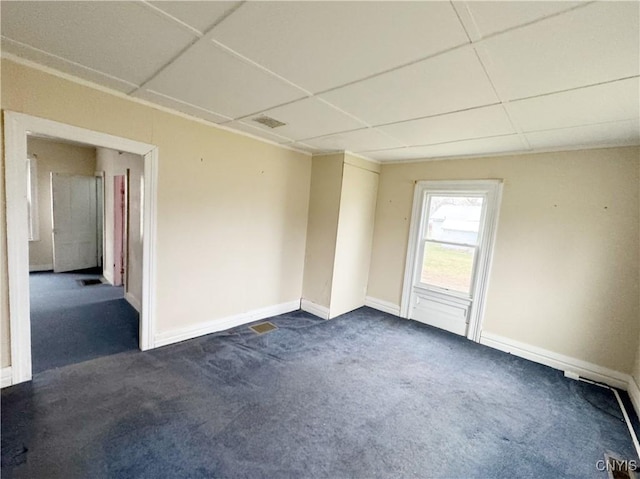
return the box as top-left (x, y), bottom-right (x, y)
top-left (27, 137), bottom-right (96, 270)
top-left (1, 59), bottom-right (311, 367)
top-left (330, 157), bottom-right (379, 317)
top-left (368, 147), bottom-right (640, 373)
top-left (96, 148), bottom-right (143, 307)
top-left (301, 154), bottom-right (344, 308)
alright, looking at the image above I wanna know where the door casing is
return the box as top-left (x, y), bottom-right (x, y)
top-left (4, 111), bottom-right (159, 385)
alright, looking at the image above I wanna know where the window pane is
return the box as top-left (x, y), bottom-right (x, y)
top-left (420, 241), bottom-right (475, 294)
top-left (426, 196), bottom-right (484, 245)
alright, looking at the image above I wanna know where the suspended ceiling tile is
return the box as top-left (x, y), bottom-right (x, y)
top-left (372, 135), bottom-right (528, 161)
top-left (320, 46), bottom-right (499, 126)
top-left (379, 105), bottom-right (515, 147)
top-left (477, 1), bottom-right (640, 100)
top-left (223, 121), bottom-right (294, 144)
top-left (303, 128), bottom-right (404, 153)
top-left (148, 1), bottom-right (241, 35)
top-left (210, 1), bottom-right (469, 93)
top-left (507, 77), bottom-right (640, 132)
top-left (455, 1), bottom-right (585, 39)
top-left (0, 37), bottom-right (138, 94)
top-left (525, 120), bottom-right (640, 150)
top-left (143, 40), bottom-right (306, 119)
top-left (240, 98), bottom-right (366, 141)
top-left (133, 89), bottom-right (231, 124)
top-left (0, 1), bottom-right (197, 85)
top-left (357, 148), bottom-right (414, 162)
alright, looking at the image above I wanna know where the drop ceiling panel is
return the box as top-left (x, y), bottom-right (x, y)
top-left (134, 89), bottom-right (231, 124)
top-left (477, 1), bottom-right (640, 100)
top-left (240, 98), bottom-right (366, 141)
top-left (525, 120), bottom-right (640, 150)
top-left (148, 1), bottom-right (241, 35)
top-left (368, 135), bottom-right (527, 161)
top-left (210, 1), bottom-right (469, 93)
top-left (303, 128), bottom-right (404, 153)
top-left (222, 121), bottom-right (294, 144)
top-left (320, 47), bottom-right (499, 126)
top-left (0, 1), bottom-right (197, 85)
top-left (359, 148), bottom-right (414, 162)
top-left (507, 77), bottom-right (640, 132)
top-left (0, 37), bottom-right (138, 93)
top-left (142, 40), bottom-right (306, 119)
top-left (456, 1), bottom-right (584, 39)
top-left (379, 105), bottom-right (515, 147)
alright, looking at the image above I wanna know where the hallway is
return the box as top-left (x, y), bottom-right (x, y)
top-left (30, 269), bottom-right (139, 374)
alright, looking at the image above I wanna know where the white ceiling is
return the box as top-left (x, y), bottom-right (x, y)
top-left (1, 1), bottom-right (638, 162)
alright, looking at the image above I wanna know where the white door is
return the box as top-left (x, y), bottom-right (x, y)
top-left (51, 173), bottom-right (98, 272)
top-left (402, 180), bottom-right (502, 341)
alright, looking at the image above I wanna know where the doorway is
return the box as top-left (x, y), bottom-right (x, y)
top-left (401, 180), bottom-right (502, 341)
top-left (25, 138), bottom-right (144, 374)
top-left (4, 111), bottom-right (158, 386)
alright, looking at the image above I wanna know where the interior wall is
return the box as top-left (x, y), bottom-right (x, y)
top-left (1, 59), bottom-right (311, 368)
top-left (27, 137), bottom-right (97, 270)
top-left (368, 147), bottom-right (640, 374)
top-left (330, 156), bottom-right (379, 317)
top-left (301, 154), bottom-right (344, 309)
top-left (96, 148), bottom-right (143, 308)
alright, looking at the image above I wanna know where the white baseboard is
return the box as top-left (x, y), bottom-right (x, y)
top-left (154, 299), bottom-right (301, 348)
top-left (628, 376), bottom-right (640, 418)
top-left (124, 291), bottom-right (142, 313)
top-left (365, 296), bottom-right (401, 316)
top-left (29, 263), bottom-right (52, 272)
top-left (300, 299), bottom-right (330, 320)
top-left (480, 331), bottom-right (630, 390)
top-left (1, 367), bottom-right (13, 388)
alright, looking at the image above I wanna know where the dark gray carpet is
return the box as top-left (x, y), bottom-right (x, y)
top-left (30, 270), bottom-right (139, 374)
top-left (2, 307), bottom-right (638, 478)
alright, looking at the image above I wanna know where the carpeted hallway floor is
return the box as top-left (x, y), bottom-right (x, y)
top-left (29, 269), bottom-right (139, 374)
top-left (2, 307), bottom-right (638, 478)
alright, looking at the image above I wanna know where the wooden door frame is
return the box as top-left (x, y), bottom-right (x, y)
top-left (4, 111), bottom-right (159, 385)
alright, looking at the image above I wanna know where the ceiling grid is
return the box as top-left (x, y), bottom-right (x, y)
top-left (1, 0), bottom-right (637, 161)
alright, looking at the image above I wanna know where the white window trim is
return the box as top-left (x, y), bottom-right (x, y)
top-left (400, 179), bottom-right (503, 342)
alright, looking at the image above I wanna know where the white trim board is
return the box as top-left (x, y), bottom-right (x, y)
top-left (480, 331), bottom-right (630, 390)
top-left (4, 111), bottom-right (159, 386)
top-left (300, 299), bottom-right (330, 320)
top-left (29, 264), bottom-right (53, 272)
top-left (155, 300), bottom-right (300, 348)
top-left (1, 368), bottom-right (13, 389)
top-left (628, 376), bottom-right (640, 420)
top-left (364, 296), bottom-right (401, 316)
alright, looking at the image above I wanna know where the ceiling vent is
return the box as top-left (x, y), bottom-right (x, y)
top-left (252, 115), bottom-right (286, 129)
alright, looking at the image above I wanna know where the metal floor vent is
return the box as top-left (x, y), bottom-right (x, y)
top-left (249, 322), bottom-right (278, 335)
top-left (77, 279), bottom-right (103, 287)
